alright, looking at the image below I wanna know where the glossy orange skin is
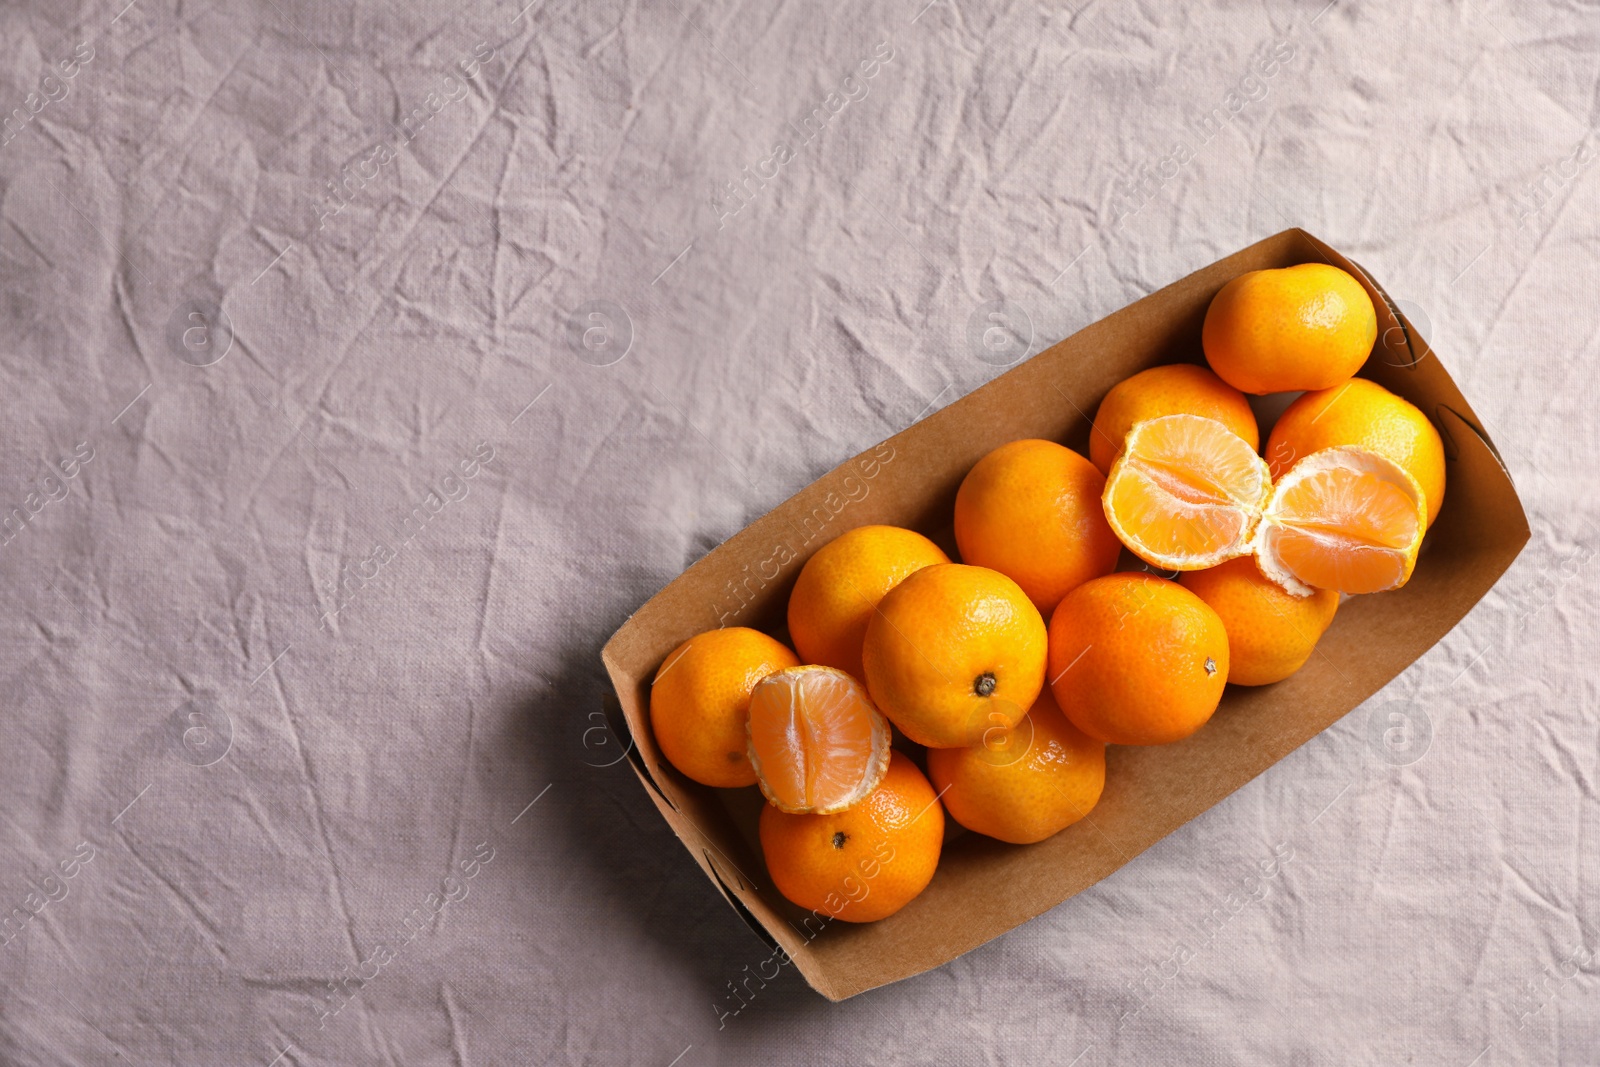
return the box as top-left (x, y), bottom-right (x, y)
top-left (759, 751), bottom-right (944, 923)
top-left (650, 627), bottom-right (799, 787)
top-left (862, 564), bottom-right (1047, 749)
top-left (1202, 263), bottom-right (1377, 394)
top-left (1265, 377), bottom-right (1446, 527)
top-left (1047, 573), bottom-right (1229, 746)
top-left (787, 525), bottom-right (950, 682)
top-left (1089, 364), bottom-right (1259, 475)
top-left (927, 688), bottom-right (1106, 844)
top-left (1179, 557), bottom-right (1338, 685)
top-left (954, 439), bottom-right (1121, 616)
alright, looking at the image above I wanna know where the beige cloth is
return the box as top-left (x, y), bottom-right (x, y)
top-left (0, 0), bottom-right (1593, 1062)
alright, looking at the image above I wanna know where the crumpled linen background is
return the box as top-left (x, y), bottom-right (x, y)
top-left (0, 0), bottom-right (1596, 1062)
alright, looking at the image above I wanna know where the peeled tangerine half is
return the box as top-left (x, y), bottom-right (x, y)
top-left (1255, 446), bottom-right (1426, 597)
top-left (746, 666), bottom-right (893, 814)
top-left (1103, 414), bottom-right (1273, 570)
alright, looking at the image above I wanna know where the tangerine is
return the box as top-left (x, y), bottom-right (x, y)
top-left (759, 751), bottom-right (944, 923)
top-left (1048, 573), bottom-right (1229, 745)
top-left (954, 439), bottom-right (1120, 616)
top-left (787, 525), bottom-right (950, 682)
top-left (650, 628), bottom-right (800, 787)
top-left (863, 564), bottom-right (1047, 749)
top-left (926, 687), bottom-right (1106, 844)
top-left (1203, 263), bottom-right (1377, 394)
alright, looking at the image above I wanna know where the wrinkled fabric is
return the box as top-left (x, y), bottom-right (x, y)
top-left (0, 0), bottom-right (1595, 1063)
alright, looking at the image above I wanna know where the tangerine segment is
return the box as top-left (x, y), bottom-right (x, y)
top-left (1254, 446), bottom-right (1425, 597)
top-left (1265, 377), bottom-right (1446, 527)
top-left (1102, 414), bottom-right (1272, 570)
top-left (759, 750), bottom-right (944, 923)
top-left (747, 666), bottom-right (892, 815)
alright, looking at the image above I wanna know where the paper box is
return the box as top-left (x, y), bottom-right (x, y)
top-left (600, 229), bottom-right (1529, 1001)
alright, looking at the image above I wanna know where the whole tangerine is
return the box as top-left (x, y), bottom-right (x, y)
top-left (650, 627), bottom-right (799, 788)
top-left (787, 525), bottom-right (950, 682)
top-left (863, 564), bottom-right (1047, 749)
top-left (759, 750), bottom-right (945, 923)
top-left (1179, 556), bottom-right (1338, 685)
top-left (1048, 573), bottom-right (1229, 745)
top-left (954, 439), bottom-right (1121, 616)
top-left (926, 687), bottom-right (1106, 844)
top-left (1202, 263), bottom-right (1377, 394)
